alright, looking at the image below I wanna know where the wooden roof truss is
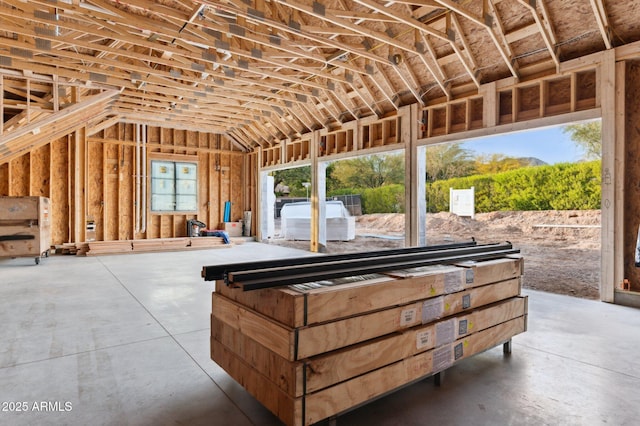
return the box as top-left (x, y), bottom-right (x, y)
top-left (0, 0), bottom-right (638, 152)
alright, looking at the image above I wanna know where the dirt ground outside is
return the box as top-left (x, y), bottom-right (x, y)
top-left (267, 210), bottom-right (601, 300)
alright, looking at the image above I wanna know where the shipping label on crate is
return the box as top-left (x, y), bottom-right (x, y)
top-left (435, 319), bottom-right (456, 347)
top-left (458, 319), bottom-right (469, 336)
top-left (454, 342), bottom-right (465, 360)
top-left (416, 329), bottom-right (433, 350)
top-left (400, 307), bottom-right (418, 327)
top-left (462, 294), bottom-right (471, 309)
top-left (421, 296), bottom-right (444, 324)
top-left (433, 344), bottom-right (453, 372)
top-left (465, 268), bottom-right (475, 285)
top-left (444, 271), bottom-right (464, 293)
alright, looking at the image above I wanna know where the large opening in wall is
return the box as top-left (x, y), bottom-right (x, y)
top-left (425, 121), bottom-right (602, 300)
top-left (267, 151), bottom-right (406, 253)
top-left (265, 121), bottom-right (602, 300)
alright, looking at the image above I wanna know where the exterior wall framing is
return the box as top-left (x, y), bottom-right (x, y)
top-left (0, 123), bottom-right (249, 245)
top-left (259, 43), bottom-right (640, 305)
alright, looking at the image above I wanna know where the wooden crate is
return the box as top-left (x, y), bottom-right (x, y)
top-left (212, 296), bottom-right (528, 398)
top-left (210, 254), bottom-right (527, 425)
top-left (215, 256), bottom-right (523, 328)
top-left (212, 315), bottom-right (527, 426)
top-left (212, 277), bottom-right (521, 361)
top-left (0, 196), bottom-right (51, 261)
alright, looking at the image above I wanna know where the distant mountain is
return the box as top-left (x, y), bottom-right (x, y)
top-left (518, 157), bottom-right (547, 166)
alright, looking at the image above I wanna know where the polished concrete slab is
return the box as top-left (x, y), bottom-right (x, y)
top-left (1, 242), bottom-right (639, 425)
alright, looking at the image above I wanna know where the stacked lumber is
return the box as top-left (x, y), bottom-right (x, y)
top-left (78, 237), bottom-right (228, 256)
top-left (53, 243), bottom-right (83, 255)
top-left (132, 237), bottom-right (189, 252)
top-left (211, 255), bottom-right (527, 426)
top-left (85, 240), bottom-right (133, 255)
top-left (188, 237), bottom-right (229, 249)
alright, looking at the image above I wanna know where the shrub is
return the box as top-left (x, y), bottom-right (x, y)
top-left (426, 161), bottom-right (601, 212)
top-left (361, 184), bottom-right (405, 213)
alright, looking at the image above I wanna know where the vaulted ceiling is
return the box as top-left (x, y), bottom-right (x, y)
top-left (0, 0), bottom-right (639, 151)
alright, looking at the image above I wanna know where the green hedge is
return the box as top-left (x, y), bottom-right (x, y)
top-left (334, 161), bottom-right (601, 214)
top-left (360, 184), bottom-right (405, 213)
top-left (329, 186), bottom-right (404, 213)
top-left (426, 161), bottom-right (601, 213)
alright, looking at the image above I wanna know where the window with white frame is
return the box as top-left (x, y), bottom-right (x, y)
top-left (150, 160), bottom-right (197, 212)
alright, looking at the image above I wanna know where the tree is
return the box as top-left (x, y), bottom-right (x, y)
top-left (474, 153), bottom-right (533, 175)
top-left (272, 167), bottom-right (310, 197)
top-left (562, 121), bottom-right (601, 160)
top-left (425, 143), bottom-right (475, 182)
top-left (332, 154), bottom-right (404, 189)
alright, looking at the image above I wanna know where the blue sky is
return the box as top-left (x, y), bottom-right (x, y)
top-left (461, 125), bottom-right (584, 164)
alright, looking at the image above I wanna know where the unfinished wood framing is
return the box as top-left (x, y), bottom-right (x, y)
top-left (1, 1), bottom-right (640, 304)
top-left (1, 123), bottom-right (250, 245)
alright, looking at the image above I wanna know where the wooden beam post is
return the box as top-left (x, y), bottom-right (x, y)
top-left (73, 125), bottom-right (87, 243)
top-left (614, 60), bottom-right (625, 299)
top-left (310, 130), bottom-right (327, 253)
top-left (480, 81), bottom-right (497, 128)
top-left (404, 104), bottom-right (425, 247)
top-left (600, 49), bottom-right (616, 302)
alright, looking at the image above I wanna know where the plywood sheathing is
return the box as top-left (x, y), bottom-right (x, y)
top-left (624, 60), bottom-right (640, 292)
top-left (29, 145), bottom-right (50, 197)
top-left (543, 0), bottom-right (605, 61)
top-left (9, 155), bottom-right (29, 196)
top-left (607, 2), bottom-right (640, 45)
top-left (50, 138), bottom-right (69, 245)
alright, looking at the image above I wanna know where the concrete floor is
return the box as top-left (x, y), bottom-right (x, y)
top-left (1, 242), bottom-right (639, 426)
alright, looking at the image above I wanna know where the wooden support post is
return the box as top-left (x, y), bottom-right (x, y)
top-left (614, 61), bottom-right (625, 298)
top-left (481, 81), bottom-right (497, 128)
top-left (310, 130), bottom-right (326, 253)
top-left (103, 143), bottom-right (109, 241)
top-left (404, 104), bottom-right (425, 247)
top-left (570, 73), bottom-right (577, 112)
top-left (73, 126), bottom-right (87, 243)
top-left (600, 49), bottom-right (616, 302)
top-left (256, 149), bottom-right (267, 241)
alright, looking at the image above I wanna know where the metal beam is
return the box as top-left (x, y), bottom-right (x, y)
top-left (202, 241), bottom-right (478, 281)
top-left (220, 243), bottom-right (519, 290)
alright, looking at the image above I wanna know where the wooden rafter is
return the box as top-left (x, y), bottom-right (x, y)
top-left (393, 60), bottom-right (425, 107)
top-left (589, 0), bottom-right (612, 49)
top-left (417, 31), bottom-right (450, 99)
top-left (365, 64), bottom-right (398, 110)
top-left (432, 0), bottom-right (519, 79)
top-left (376, 62), bottom-right (401, 105)
top-left (516, 0), bottom-right (560, 70)
top-left (445, 13), bottom-right (480, 88)
top-left (449, 13), bottom-right (482, 80)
